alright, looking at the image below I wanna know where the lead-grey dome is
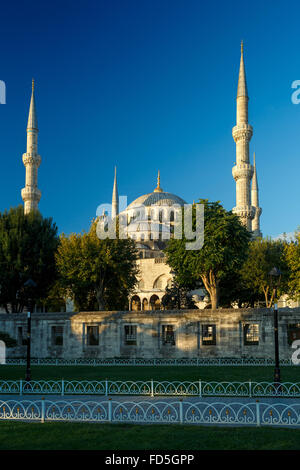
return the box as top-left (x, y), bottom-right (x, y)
top-left (127, 191), bottom-right (186, 209)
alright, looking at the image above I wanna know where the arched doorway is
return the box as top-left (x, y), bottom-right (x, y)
top-left (150, 295), bottom-right (161, 311)
top-left (131, 295), bottom-right (141, 311)
top-left (142, 298), bottom-right (149, 311)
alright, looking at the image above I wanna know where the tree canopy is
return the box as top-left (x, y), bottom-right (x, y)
top-left (56, 222), bottom-right (138, 311)
top-left (164, 200), bottom-right (251, 309)
top-left (285, 230), bottom-right (300, 301)
top-left (0, 206), bottom-right (59, 312)
top-left (240, 237), bottom-right (290, 307)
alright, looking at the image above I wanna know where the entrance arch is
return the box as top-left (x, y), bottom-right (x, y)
top-left (150, 295), bottom-right (161, 311)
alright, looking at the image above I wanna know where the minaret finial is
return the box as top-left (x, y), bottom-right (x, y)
top-left (154, 170), bottom-right (163, 193)
top-left (241, 40), bottom-right (244, 54)
top-left (32, 78), bottom-right (35, 91)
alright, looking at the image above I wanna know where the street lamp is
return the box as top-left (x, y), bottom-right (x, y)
top-left (23, 278), bottom-right (37, 383)
top-left (269, 267), bottom-right (282, 386)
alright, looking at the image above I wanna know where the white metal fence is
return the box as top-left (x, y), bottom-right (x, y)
top-left (0, 398), bottom-right (299, 427)
top-left (2, 357), bottom-right (296, 366)
top-left (1, 379), bottom-right (300, 398)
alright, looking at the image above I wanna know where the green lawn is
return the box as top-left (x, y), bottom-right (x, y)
top-left (0, 421), bottom-right (300, 450)
top-left (0, 365), bottom-right (300, 382)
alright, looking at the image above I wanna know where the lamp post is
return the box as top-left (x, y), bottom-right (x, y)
top-left (24, 278), bottom-right (37, 383)
top-left (269, 267), bottom-right (281, 386)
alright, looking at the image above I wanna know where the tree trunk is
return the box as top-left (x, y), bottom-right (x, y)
top-left (209, 285), bottom-right (220, 310)
top-left (201, 271), bottom-right (220, 309)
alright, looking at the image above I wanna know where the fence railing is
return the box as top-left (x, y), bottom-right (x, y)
top-left (0, 398), bottom-right (299, 427)
top-left (1, 379), bottom-right (300, 398)
top-left (2, 357), bottom-right (295, 366)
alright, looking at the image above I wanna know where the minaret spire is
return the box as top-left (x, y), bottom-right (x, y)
top-left (232, 42), bottom-right (255, 231)
top-left (111, 166), bottom-right (119, 219)
top-left (21, 80), bottom-right (41, 214)
top-left (251, 153), bottom-right (262, 238)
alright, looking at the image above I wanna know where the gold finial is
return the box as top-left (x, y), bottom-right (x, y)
top-left (32, 78), bottom-right (35, 91)
top-left (241, 40), bottom-right (244, 54)
top-left (154, 170), bottom-right (163, 193)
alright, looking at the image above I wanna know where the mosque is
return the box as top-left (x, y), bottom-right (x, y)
top-left (21, 43), bottom-right (262, 312)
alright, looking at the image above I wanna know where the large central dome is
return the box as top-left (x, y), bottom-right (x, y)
top-left (127, 170), bottom-right (186, 209)
top-left (127, 191), bottom-right (186, 209)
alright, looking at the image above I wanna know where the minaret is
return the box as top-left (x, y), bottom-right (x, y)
top-left (111, 166), bottom-right (119, 219)
top-left (251, 153), bottom-right (262, 238)
top-left (21, 79), bottom-right (41, 214)
top-left (232, 41), bottom-right (255, 231)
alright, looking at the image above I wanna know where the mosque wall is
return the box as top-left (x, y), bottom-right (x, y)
top-left (1, 308), bottom-right (300, 360)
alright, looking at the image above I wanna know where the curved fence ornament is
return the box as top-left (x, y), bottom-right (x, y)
top-left (1, 399), bottom-right (300, 427)
top-left (0, 341), bottom-right (5, 365)
top-left (3, 357), bottom-right (294, 367)
top-left (3, 379), bottom-right (300, 398)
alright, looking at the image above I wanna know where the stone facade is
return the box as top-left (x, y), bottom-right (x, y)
top-left (1, 308), bottom-right (300, 360)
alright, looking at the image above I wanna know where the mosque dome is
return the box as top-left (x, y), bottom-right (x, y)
top-left (127, 191), bottom-right (186, 210)
top-left (126, 170), bottom-right (186, 210)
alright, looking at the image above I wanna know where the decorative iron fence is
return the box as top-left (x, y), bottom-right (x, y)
top-left (2, 357), bottom-right (295, 366)
top-left (0, 398), bottom-right (299, 427)
top-left (1, 379), bottom-right (300, 398)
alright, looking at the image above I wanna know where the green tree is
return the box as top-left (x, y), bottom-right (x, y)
top-left (240, 238), bottom-right (290, 308)
top-left (164, 200), bottom-right (251, 309)
top-left (285, 230), bottom-right (300, 301)
top-left (56, 222), bottom-right (138, 311)
top-left (0, 206), bottom-right (59, 313)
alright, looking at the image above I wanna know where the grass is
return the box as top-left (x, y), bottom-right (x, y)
top-left (0, 421), bottom-right (300, 450)
top-left (0, 365), bottom-right (300, 382)
top-left (1, 366), bottom-right (300, 450)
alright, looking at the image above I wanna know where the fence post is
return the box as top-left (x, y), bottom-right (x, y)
top-left (249, 379), bottom-right (252, 398)
top-left (151, 379), bottom-right (154, 397)
top-left (108, 398), bottom-right (112, 422)
top-left (19, 379), bottom-right (22, 396)
top-left (61, 378), bottom-right (64, 397)
top-left (199, 379), bottom-right (202, 398)
top-left (179, 399), bottom-right (183, 424)
top-left (256, 400), bottom-right (260, 427)
top-left (41, 397), bottom-right (45, 423)
top-left (105, 379), bottom-right (108, 397)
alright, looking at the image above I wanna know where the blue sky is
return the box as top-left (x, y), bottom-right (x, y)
top-left (0, 0), bottom-right (299, 238)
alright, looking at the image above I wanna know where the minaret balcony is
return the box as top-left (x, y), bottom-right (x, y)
top-left (232, 163), bottom-right (254, 181)
top-left (21, 186), bottom-right (41, 202)
top-left (232, 205), bottom-right (255, 221)
top-left (232, 124), bottom-right (253, 143)
top-left (22, 153), bottom-right (41, 167)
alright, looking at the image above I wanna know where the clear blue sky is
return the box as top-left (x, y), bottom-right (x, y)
top-left (0, 0), bottom-right (299, 238)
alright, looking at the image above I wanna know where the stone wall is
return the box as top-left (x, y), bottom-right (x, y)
top-left (0, 308), bottom-right (300, 360)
